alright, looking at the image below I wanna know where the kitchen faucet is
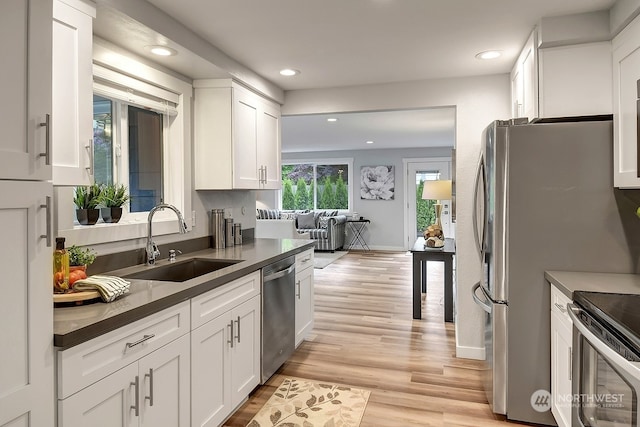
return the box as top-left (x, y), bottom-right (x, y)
top-left (147, 203), bottom-right (188, 265)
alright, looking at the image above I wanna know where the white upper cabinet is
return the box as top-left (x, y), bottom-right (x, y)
top-left (52, 0), bottom-right (95, 186)
top-left (613, 13), bottom-right (640, 188)
top-left (0, 0), bottom-right (52, 181)
top-left (511, 25), bottom-right (612, 122)
top-left (194, 80), bottom-right (282, 190)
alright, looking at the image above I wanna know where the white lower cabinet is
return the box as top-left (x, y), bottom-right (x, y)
top-left (191, 294), bottom-right (261, 427)
top-left (59, 333), bottom-right (190, 427)
top-left (295, 249), bottom-right (315, 347)
top-left (550, 285), bottom-right (573, 427)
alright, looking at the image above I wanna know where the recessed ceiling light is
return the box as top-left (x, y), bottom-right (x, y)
top-left (279, 68), bottom-right (300, 77)
top-left (145, 45), bottom-right (177, 56)
top-left (366, 140), bottom-right (374, 144)
top-left (475, 50), bottom-right (502, 60)
top-left (327, 118), bottom-right (338, 122)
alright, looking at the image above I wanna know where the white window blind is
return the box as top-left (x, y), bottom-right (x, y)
top-left (93, 64), bottom-right (179, 116)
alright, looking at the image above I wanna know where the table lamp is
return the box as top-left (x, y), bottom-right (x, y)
top-left (421, 180), bottom-right (452, 240)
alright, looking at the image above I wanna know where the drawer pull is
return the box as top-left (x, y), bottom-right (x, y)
top-left (126, 334), bottom-right (155, 349)
top-left (235, 316), bottom-right (241, 343)
top-left (131, 375), bottom-right (140, 416)
top-left (228, 321), bottom-right (234, 348)
top-left (554, 302), bottom-right (567, 314)
top-left (301, 256), bottom-right (311, 263)
top-left (145, 368), bottom-right (154, 406)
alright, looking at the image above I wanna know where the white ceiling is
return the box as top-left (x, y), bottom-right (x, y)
top-left (95, 0), bottom-right (617, 152)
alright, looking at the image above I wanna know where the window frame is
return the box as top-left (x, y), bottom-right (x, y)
top-left (280, 158), bottom-right (354, 212)
top-left (56, 40), bottom-right (192, 246)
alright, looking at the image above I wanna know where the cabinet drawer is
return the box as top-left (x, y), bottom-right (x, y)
top-left (191, 271), bottom-right (260, 329)
top-left (551, 285), bottom-right (572, 323)
top-left (295, 249), bottom-right (314, 272)
top-left (57, 301), bottom-right (190, 399)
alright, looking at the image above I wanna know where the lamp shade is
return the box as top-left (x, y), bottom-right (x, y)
top-left (422, 180), bottom-right (452, 200)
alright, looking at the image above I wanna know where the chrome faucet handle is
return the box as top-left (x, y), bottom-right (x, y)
top-left (168, 249), bottom-right (182, 262)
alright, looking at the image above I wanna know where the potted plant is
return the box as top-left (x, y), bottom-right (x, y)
top-left (98, 183), bottom-right (130, 223)
top-left (67, 245), bottom-right (97, 287)
top-left (74, 184), bottom-right (101, 225)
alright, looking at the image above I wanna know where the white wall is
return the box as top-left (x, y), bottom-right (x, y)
top-left (282, 74), bottom-right (511, 359)
top-left (280, 147), bottom-right (453, 251)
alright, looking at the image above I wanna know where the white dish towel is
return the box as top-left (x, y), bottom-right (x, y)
top-left (73, 275), bottom-right (131, 302)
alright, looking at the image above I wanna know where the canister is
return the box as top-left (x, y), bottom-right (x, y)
top-left (233, 223), bottom-right (242, 245)
top-left (225, 218), bottom-right (234, 247)
top-left (211, 209), bottom-right (225, 248)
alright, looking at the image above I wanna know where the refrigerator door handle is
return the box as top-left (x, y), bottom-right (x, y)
top-left (472, 282), bottom-right (492, 313)
top-left (472, 156), bottom-right (486, 254)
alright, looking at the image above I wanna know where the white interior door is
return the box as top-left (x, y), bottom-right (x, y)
top-left (404, 159), bottom-right (452, 249)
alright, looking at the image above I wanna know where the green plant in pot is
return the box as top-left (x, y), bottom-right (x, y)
top-left (74, 184), bottom-right (101, 225)
top-left (67, 245), bottom-right (97, 285)
top-left (98, 183), bottom-right (130, 223)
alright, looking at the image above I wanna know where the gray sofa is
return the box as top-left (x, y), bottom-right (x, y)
top-left (256, 209), bottom-right (347, 252)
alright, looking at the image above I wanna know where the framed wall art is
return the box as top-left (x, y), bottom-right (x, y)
top-left (360, 165), bottom-right (395, 200)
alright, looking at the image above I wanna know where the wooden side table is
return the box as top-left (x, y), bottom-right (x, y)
top-left (410, 237), bottom-right (455, 322)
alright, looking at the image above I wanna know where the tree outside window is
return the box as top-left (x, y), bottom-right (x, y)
top-left (281, 163), bottom-right (349, 211)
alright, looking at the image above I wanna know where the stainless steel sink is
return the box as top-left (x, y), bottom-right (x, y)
top-left (122, 258), bottom-right (242, 282)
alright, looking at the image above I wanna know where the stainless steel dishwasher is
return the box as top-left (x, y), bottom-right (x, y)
top-left (261, 255), bottom-right (296, 383)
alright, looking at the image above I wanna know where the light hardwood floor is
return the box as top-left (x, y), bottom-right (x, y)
top-left (224, 251), bottom-right (530, 426)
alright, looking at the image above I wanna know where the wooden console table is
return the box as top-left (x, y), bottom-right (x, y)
top-left (410, 237), bottom-right (455, 322)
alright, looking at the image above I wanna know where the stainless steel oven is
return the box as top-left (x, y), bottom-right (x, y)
top-left (568, 301), bottom-right (640, 427)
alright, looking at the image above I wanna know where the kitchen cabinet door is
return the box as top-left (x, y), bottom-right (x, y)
top-left (0, 0), bottom-right (52, 181)
top-left (295, 263), bottom-right (314, 347)
top-left (58, 363), bottom-right (138, 427)
top-left (613, 13), bottom-right (640, 188)
top-left (139, 334), bottom-right (190, 427)
top-left (232, 85), bottom-right (260, 189)
top-left (258, 100), bottom-right (282, 189)
top-left (510, 30), bottom-right (538, 121)
top-left (0, 181), bottom-right (53, 427)
top-left (550, 286), bottom-right (572, 427)
top-left (230, 295), bottom-right (261, 407)
top-left (52, 0), bottom-right (95, 186)
top-left (191, 312), bottom-right (232, 427)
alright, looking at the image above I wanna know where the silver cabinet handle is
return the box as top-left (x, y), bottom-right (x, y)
top-left (228, 321), bottom-right (234, 348)
top-left (130, 375), bottom-right (140, 416)
top-left (126, 334), bottom-right (155, 349)
top-left (263, 165), bottom-right (268, 184)
top-left (39, 114), bottom-right (51, 165)
top-left (145, 368), bottom-right (154, 406)
top-left (296, 280), bottom-right (301, 299)
top-left (568, 347), bottom-right (572, 381)
top-left (85, 138), bottom-right (94, 178)
top-left (301, 256), bottom-right (311, 264)
top-left (40, 196), bottom-right (52, 247)
top-left (235, 316), bottom-right (241, 343)
top-left (554, 302), bottom-right (567, 314)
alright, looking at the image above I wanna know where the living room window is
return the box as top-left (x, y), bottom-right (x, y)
top-left (281, 159), bottom-right (353, 211)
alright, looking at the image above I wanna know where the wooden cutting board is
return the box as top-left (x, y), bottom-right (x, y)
top-left (53, 290), bottom-right (100, 304)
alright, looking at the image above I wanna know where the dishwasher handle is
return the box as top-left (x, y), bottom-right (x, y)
top-left (263, 264), bottom-right (295, 282)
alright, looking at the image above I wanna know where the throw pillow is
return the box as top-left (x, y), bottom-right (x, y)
top-left (297, 212), bottom-right (316, 229)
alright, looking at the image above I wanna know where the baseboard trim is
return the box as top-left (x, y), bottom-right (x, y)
top-left (455, 344), bottom-right (485, 360)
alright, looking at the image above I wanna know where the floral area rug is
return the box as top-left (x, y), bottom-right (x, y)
top-left (247, 378), bottom-right (370, 427)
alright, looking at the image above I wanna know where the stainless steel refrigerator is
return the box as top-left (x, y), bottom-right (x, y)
top-left (471, 117), bottom-right (637, 425)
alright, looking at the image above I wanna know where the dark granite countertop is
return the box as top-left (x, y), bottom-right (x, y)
top-left (545, 270), bottom-right (640, 299)
top-left (54, 238), bottom-right (315, 350)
